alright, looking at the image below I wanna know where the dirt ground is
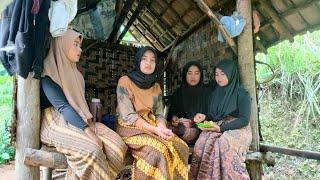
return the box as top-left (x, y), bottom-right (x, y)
top-left (0, 161), bottom-right (15, 180)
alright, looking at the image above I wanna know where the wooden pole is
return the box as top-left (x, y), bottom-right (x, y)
top-left (236, 0), bottom-right (263, 179)
top-left (194, 0), bottom-right (238, 55)
top-left (43, 167), bottom-right (53, 180)
top-left (260, 144), bottom-right (320, 160)
top-left (15, 74), bottom-right (40, 180)
top-left (24, 148), bottom-right (68, 169)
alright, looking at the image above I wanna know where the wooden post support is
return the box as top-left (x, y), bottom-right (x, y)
top-left (194, 0), bottom-right (238, 55)
top-left (15, 74), bottom-right (41, 180)
top-left (236, 0), bottom-right (263, 179)
top-left (43, 167), bottom-right (53, 180)
top-left (24, 148), bottom-right (68, 169)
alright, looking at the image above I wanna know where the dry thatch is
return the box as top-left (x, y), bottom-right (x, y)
top-left (77, 0), bottom-right (320, 52)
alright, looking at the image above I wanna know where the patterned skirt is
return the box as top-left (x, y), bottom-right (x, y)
top-left (116, 115), bottom-right (189, 180)
top-left (190, 123), bottom-right (252, 180)
top-left (40, 107), bottom-right (127, 180)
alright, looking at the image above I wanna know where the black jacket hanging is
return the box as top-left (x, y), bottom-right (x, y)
top-left (0, 0), bottom-right (50, 79)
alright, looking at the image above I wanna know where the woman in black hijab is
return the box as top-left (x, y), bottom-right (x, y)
top-left (167, 61), bottom-right (211, 144)
top-left (116, 46), bottom-right (189, 179)
top-left (191, 59), bottom-right (252, 179)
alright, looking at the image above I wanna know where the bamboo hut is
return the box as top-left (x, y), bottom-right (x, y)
top-left (5, 0), bottom-right (320, 179)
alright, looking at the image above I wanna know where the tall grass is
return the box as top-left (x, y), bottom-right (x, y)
top-left (256, 31), bottom-right (320, 179)
top-left (256, 31), bottom-right (320, 128)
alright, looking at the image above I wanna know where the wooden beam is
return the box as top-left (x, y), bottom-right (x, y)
top-left (24, 148), bottom-right (68, 169)
top-left (161, 0), bottom-right (231, 52)
top-left (246, 151), bottom-right (275, 166)
top-left (161, 14), bottom-right (207, 52)
top-left (15, 74), bottom-right (40, 180)
top-left (260, 144), bottom-right (320, 160)
top-left (117, 0), bottom-right (149, 42)
top-left (159, 0), bottom-right (176, 17)
top-left (260, 0), bottom-right (320, 31)
top-left (259, 0), bottom-right (293, 41)
top-left (158, 0), bottom-right (189, 28)
top-left (146, 6), bottom-right (177, 38)
top-left (158, 36), bottom-right (180, 80)
top-left (285, 0), bottom-right (310, 27)
top-left (115, 0), bottom-right (124, 16)
top-left (108, 0), bottom-right (135, 42)
top-left (136, 16), bottom-right (165, 47)
top-left (237, 0), bottom-right (263, 179)
top-left (194, 0), bottom-right (238, 55)
top-left (131, 23), bottom-right (161, 49)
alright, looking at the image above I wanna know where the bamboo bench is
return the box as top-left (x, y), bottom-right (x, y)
top-left (24, 145), bottom-right (274, 179)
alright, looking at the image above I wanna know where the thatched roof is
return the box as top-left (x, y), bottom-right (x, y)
top-left (77, 0), bottom-right (320, 52)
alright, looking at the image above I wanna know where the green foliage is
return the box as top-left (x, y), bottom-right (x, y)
top-left (0, 64), bottom-right (14, 164)
top-left (257, 31), bottom-right (320, 179)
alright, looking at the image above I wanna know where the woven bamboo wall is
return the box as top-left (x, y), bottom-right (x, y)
top-left (166, 21), bottom-right (235, 95)
top-left (77, 43), bottom-right (137, 114)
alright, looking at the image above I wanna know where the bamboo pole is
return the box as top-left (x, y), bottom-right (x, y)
top-left (194, 0), bottom-right (238, 55)
top-left (260, 144), bottom-right (320, 160)
top-left (15, 74), bottom-right (40, 180)
top-left (236, 0), bottom-right (263, 179)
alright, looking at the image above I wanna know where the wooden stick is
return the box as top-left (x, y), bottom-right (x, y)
top-left (260, 144), bottom-right (320, 160)
top-left (194, 0), bottom-right (238, 55)
top-left (24, 148), bottom-right (68, 169)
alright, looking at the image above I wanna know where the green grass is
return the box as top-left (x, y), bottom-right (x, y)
top-left (0, 64), bottom-right (14, 164)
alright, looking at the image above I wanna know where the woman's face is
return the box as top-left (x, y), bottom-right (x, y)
top-left (67, 37), bottom-right (82, 63)
top-left (140, 50), bottom-right (156, 74)
top-left (215, 68), bottom-right (229, 87)
top-left (186, 65), bottom-right (201, 86)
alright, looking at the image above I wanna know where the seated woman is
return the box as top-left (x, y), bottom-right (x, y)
top-left (191, 59), bottom-right (252, 180)
top-left (40, 29), bottom-right (127, 179)
top-left (167, 61), bottom-right (210, 145)
top-left (116, 46), bottom-right (189, 180)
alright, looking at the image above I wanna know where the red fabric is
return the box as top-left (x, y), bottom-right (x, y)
top-left (31, 0), bottom-right (41, 14)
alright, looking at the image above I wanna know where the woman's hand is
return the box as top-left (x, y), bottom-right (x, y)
top-left (171, 116), bottom-right (179, 127)
top-left (154, 126), bottom-right (174, 140)
top-left (194, 113), bottom-right (206, 123)
top-left (179, 118), bottom-right (193, 128)
top-left (199, 124), bottom-right (221, 132)
top-left (84, 126), bottom-right (103, 148)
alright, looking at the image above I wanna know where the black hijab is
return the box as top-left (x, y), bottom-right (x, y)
top-left (208, 59), bottom-right (240, 120)
top-left (128, 46), bottom-right (158, 89)
top-left (169, 61), bottom-right (208, 119)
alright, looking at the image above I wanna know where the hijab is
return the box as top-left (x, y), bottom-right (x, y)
top-left (208, 59), bottom-right (241, 120)
top-left (42, 29), bottom-right (93, 121)
top-left (169, 61), bottom-right (208, 119)
top-left (128, 46), bottom-right (158, 89)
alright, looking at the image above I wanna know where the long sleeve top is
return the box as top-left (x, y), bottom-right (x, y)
top-left (116, 76), bottom-right (165, 126)
top-left (41, 76), bottom-right (88, 130)
top-left (206, 89), bottom-right (251, 132)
